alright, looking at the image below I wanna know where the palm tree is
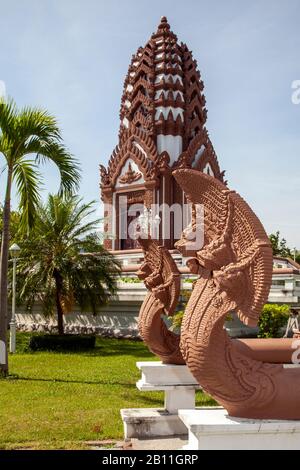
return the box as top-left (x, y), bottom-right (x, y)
top-left (17, 194), bottom-right (119, 335)
top-left (0, 206), bottom-right (21, 246)
top-left (0, 97), bottom-right (80, 375)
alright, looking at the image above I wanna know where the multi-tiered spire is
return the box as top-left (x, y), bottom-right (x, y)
top-left (100, 17), bottom-right (225, 250)
top-left (119, 16), bottom-right (208, 152)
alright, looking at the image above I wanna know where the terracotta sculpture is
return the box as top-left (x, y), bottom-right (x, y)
top-left (136, 237), bottom-right (184, 364)
top-left (172, 169), bottom-right (300, 419)
top-left (137, 169), bottom-right (300, 419)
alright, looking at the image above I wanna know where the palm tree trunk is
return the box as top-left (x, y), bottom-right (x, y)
top-left (54, 270), bottom-right (64, 335)
top-left (0, 167), bottom-right (13, 376)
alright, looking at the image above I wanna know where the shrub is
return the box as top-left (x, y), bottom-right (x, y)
top-left (120, 277), bottom-right (141, 284)
top-left (258, 304), bottom-right (289, 338)
top-left (167, 301), bottom-right (290, 339)
top-left (168, 310), bottom-right (184, 333)
top-left (167, 290), bottom-right (192, 333)
top-left (29, 334), bottom-right (96, 351)
top-left (182, 277), bottom-right (197, 284)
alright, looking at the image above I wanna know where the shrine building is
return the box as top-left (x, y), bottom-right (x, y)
top-left (100, 17), bottom-right (225, 251)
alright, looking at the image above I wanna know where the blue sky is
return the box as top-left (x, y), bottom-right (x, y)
top-left (1, 0), bottom-right (300, 246)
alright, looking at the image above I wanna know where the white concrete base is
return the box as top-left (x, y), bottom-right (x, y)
top-left (121, 408), bottom-right (188, 438)
top-left (136, 361), bottom-right (199, 388)
top-left (121, 361), bottom-right (200, 438)
top-left (136, 361), bottom-right (200, 413)
top-left (179, 408), bottom-right (300, 450)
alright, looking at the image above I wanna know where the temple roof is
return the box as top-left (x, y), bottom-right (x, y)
top-left (100, 17), bottom-right (225, 192)
top-left (119, 16), bottom-right (207, 145)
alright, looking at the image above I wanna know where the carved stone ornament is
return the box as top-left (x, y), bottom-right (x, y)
top-left (137, 168), bottom-right (300, 420)
top-left (136, 237), bottom-right (184, 364)
top-left (119, 162), bottom-right (142, 185)
top-left (99, 164), bottom-right (110, 186)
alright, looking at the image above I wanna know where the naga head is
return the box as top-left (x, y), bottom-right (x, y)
top-left (174, 169), bottom-right (235, 273)
top-left (173, 168), bottom-right (273, 328)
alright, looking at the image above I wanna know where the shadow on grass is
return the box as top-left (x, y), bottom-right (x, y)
top-left (89, 338), bottom-right (157, 359)
top-left (8, 375), bottom-right (136, 387)
top-left (83, 346), bottom-right (154, 359)
top-left (15, 333), bottom-right (156, 359)
top-left (19, 346), bottom-right (156, 359)
top-left (5, 376), bottom-right (163, 405)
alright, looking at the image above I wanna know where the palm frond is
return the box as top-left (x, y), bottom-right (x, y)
top-left (14, 159), bottom-right (42, 231)
top-left (15, 107), bottom-right (61, 143)
top-left (0, 135), bottom-right (11, 160)
top-left (35, 142), bottom-right (80, 195)
top-left (0, 97), bottom-right (81, 235)
top-left (0, 97), bottom-right (17, 142)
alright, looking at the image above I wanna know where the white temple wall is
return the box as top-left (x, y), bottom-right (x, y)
top-left (157, 135), bottom-right (182, 165)
top-left (13, 274), bottom-right (298, 339)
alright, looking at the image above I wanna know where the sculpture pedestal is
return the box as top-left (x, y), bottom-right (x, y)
top-left (179, 408), bottom-right (300, 450)
top-left (121, 361), bottom-right (200, 438)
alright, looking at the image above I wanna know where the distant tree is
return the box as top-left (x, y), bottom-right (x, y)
top-left (269, 231), bottom-right (293, 258)
top-left (17, 194), bottom-right (119, 335)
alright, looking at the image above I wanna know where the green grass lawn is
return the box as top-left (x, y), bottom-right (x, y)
top-left (0, 333), bottom-right (216, 450)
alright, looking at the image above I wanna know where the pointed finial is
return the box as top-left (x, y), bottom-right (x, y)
top-left (158, 16), bottom-right (170, 31)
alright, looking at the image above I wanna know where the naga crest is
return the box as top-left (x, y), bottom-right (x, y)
top-left (173, 169), bottom-right (273, 328)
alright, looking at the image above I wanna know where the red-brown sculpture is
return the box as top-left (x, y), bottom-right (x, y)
top-left (172, 169), bottom-right (300, 419)
top-left (137, 168), bottom-right (300, 419)
top-left (136, 237), bottom-right (184, 364)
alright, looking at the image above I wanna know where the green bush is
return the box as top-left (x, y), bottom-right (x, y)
top-left (258, 304), bottom-right (289, 338)
top-left (168, 310), bottom-right (184, 333)
top-left (29, 334), bottom-right (96, 352)
top-left (167, 290), bottom-right (192, 333)
top-left (167, 302), bottom-right (290, 339)
top-left (120, 276), bottom-right (141, 284)
top-left (182, 277), bottom-right (197, 283)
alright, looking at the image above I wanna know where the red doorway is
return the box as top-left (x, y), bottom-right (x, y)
top-left (118, 197), bottom-right (144, 250)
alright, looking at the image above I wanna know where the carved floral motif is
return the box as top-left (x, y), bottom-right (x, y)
top-left (119, 162), bottom-right (142, 185)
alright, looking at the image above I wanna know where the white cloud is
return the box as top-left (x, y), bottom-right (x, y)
top-left (0, 80), bottom-right (6, 98)
top-left (292, 80), bottom-right (300, 105)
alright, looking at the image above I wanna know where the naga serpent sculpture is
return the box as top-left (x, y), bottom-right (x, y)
top-left (136, 238), bottom-right (184, 364)
top-left (137, 168), bottom-right (300, 419)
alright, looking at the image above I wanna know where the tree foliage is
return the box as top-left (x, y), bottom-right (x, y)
top-left (0, 206), bottom-right (21, 246)
top-left (16, 194), bottom-right (119, 334)
top-left (0, 97), bottom-right (80, 374)
top-left (269, 231), bottom-right (293, 258)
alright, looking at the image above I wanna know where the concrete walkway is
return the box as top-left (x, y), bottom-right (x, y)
top-left (88, 436), bottom-right (188, 450)
top-left (131, 435), bottom-right (187, 450)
